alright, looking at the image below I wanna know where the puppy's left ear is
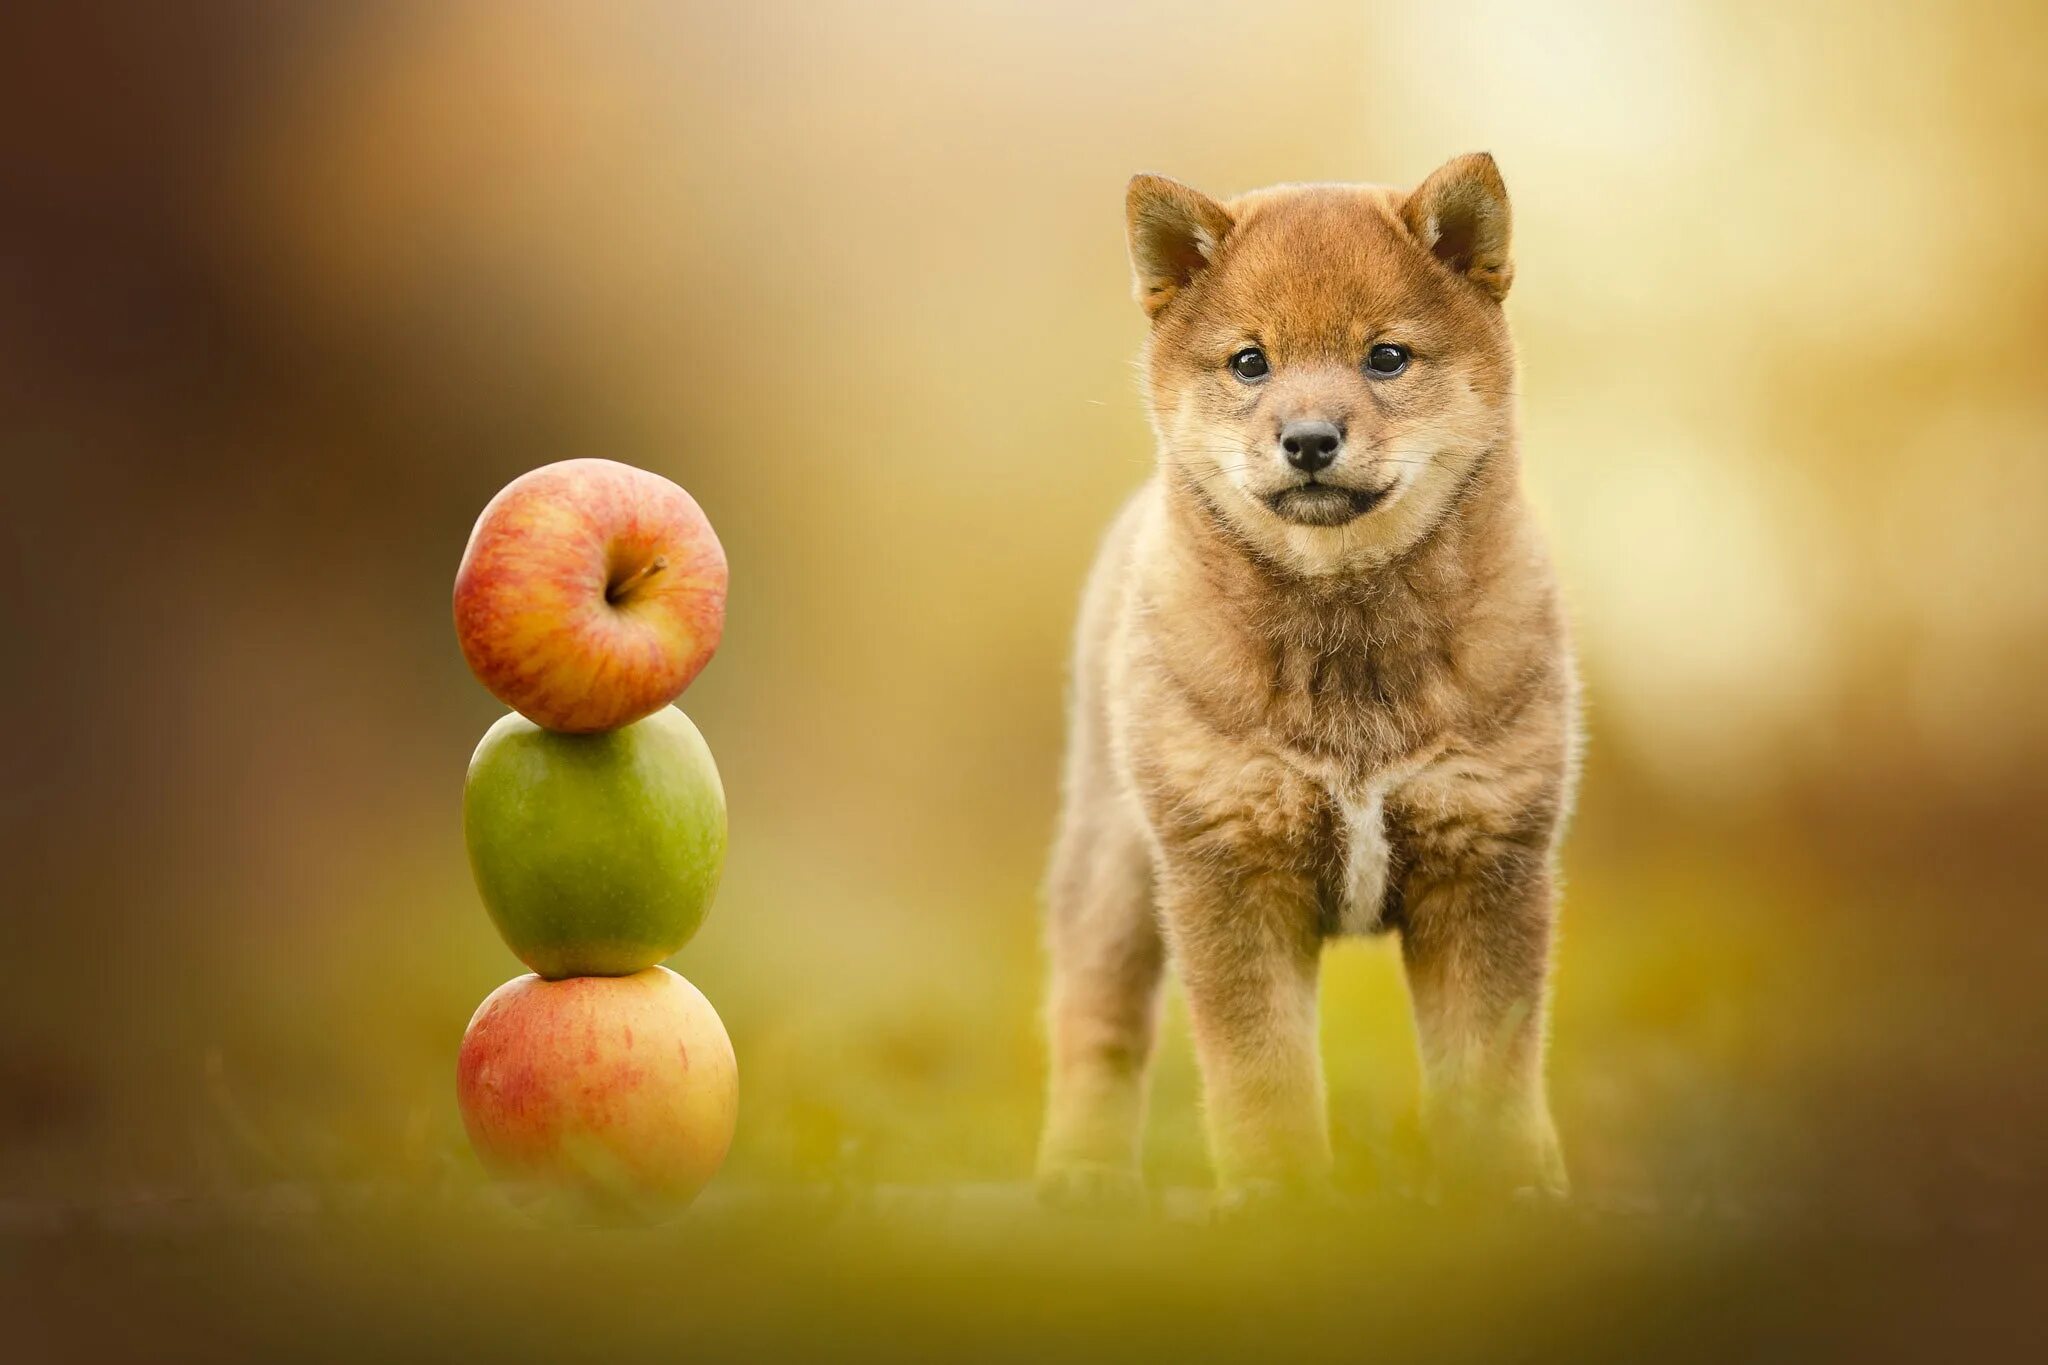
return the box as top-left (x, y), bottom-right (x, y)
top-left (1402, 152), bottom-right (1513, 301)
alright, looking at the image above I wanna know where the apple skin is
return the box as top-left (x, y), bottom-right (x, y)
top-left (457, 967), bottom-right (738, 1211)
top-left (464, 705), bottom-right (726, 980)
top-left (454, 458), bottom-right (727, 734)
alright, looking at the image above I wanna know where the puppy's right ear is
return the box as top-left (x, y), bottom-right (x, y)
top-left (1126, 174), bottom-right (1234, 319)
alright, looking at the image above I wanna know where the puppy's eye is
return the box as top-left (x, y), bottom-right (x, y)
top-left (1364, 343), bottom-right (1410, 377)
top-left (1228, 347), bottom-right (1271, 382)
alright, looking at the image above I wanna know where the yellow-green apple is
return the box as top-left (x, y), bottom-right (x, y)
top-left (464, 705), bottom-right (726, 979)
top-left (454, 458), bottom-right (726, 734)
top-left (457, 967), bottom-right (738, 1211)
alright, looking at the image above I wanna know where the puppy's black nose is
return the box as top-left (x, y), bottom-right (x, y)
top-left (1280, 419), bottom-right (1343, 472)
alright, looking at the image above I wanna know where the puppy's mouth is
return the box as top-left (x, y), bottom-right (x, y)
top-left (1264, 481), bottom-right (1391, 527)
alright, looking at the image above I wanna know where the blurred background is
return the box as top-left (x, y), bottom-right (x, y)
top-left (3, 1), bottom-right (2045, 1358)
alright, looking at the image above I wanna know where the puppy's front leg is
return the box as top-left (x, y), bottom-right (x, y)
top-left (1158, 859), bottom-right (1331, 1196)
top-left (1398, 842), bottom-right (1565, 1198)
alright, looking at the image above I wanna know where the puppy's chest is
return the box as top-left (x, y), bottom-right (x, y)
top-left (1239, 635), bottom-right (1459, 934)
top-left (1247, 623), bottom-right (1456, 760)
top-left (1147, 599), bottom-right (1472, 931)
top-left (1288, 751), bottom-right (1432, 937)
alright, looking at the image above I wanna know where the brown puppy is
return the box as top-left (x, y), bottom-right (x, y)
top-left (1038, 154), bottom-right (1577, 1207)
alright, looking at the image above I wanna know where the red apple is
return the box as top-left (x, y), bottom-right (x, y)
top-left (457, 967), bottom-right (738, 1211)
top-left (453, 459), bottom-right (726, 734)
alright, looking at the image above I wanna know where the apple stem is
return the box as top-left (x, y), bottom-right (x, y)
top-left (606, 554), bottom-right (669, 604)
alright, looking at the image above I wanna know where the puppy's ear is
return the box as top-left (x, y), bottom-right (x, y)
top-left (1402, 152), bottom-right (1513, 301)
top-left (1126, 174), bottom-right (1234, 318)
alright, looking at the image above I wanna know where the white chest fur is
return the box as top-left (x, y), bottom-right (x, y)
top-left (1336, 782), bottom-right (1394, 934)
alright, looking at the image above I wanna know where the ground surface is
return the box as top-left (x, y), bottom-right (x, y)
top-left (6, 802), bottom-right (2044, 1361)
top-left (5, 1177), bottom-right (2043, 1363)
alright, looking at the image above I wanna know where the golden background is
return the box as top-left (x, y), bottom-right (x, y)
top-left (3, 1), bottom-right (2044, 1357)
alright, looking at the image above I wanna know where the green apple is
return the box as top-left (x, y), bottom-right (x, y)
top-left (464, 705), bottom-right (726, 978)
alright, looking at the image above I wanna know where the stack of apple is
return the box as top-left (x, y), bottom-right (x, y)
top-left (450, 459), bottom-right (738, 1214)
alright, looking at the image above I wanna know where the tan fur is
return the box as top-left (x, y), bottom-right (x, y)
top-left (1039, 154), bottom-right (1578, 1205)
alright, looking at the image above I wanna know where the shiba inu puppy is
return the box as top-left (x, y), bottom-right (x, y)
top-left (1038, 153), bottom-right (1577, 1207)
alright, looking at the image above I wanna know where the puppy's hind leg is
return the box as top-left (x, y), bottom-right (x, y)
top-left (1036, 788), bottom-right (1162, 1210)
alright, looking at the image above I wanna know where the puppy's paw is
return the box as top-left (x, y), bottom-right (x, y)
top-left (1518, 1140), bottom-right (1570, 1204)
top-left (1035, 1160), bottom-right (1148, 1216)
top-left (1431, 1122), bottom-right (1569, 1207)
top-left (1209, 1174), bottom-right (1337, 1223)
top-left (1509, 1181), bottom-right (1570, 1211)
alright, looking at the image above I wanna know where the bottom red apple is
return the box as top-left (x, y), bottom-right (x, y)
top-left (457, 966), bottom-right (737, 1212)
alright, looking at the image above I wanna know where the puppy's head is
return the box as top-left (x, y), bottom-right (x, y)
top-left (1128, 154), bottom-right (1517, 571)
